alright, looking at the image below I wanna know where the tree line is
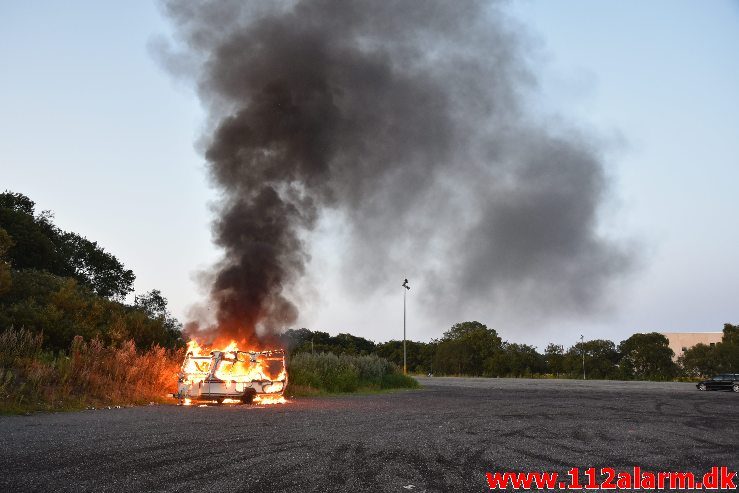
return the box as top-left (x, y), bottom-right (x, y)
top-left (283, 321), bottom-right (739, 380)
top-left (0, 191), bottom-right (183, 351)
top-left (3, 190), bottom-right (735, 380)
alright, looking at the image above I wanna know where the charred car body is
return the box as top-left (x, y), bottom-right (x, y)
top-left (175, 348), bottom-right (287, 404)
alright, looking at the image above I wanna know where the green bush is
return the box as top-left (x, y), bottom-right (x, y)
top-left (287, 352), bottom-right (418, 394)
top-left (380, 372), bottom-right (419, 389)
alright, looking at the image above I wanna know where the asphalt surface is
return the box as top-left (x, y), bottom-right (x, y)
top-left (1, 377), bottom-right (736, 492)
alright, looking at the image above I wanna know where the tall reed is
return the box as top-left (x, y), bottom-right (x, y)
top-left (0, 328), bottom-right (182, 413)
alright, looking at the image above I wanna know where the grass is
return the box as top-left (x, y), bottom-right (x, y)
top-left (0, 329), bottom-right (419, 414)
top-left (286, 352), bottom-right (419, 396)
top-left (0, 328), bottom-right (182, 414)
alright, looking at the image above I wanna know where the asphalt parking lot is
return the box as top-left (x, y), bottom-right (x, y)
top-left (0, 377), bottom-right (736, 492)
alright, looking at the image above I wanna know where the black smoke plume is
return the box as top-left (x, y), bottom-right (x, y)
top-left (161, 0), bottom-right (632, 345)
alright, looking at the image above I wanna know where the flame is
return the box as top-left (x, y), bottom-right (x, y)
top-left (254, 394), bottom-right (287, 405)
top-left (182, 396), bottom-right (287, 406)
top-left (186, 339), bottom-right (201, 354)
top-left (179, 338), bottom-right (288, 405)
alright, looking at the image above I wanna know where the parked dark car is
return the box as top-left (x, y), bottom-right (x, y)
top-left (696, 373), bottom-right (739, 392)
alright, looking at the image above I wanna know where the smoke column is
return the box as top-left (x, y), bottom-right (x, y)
top-left (161, 0), bottom-right (632, 345)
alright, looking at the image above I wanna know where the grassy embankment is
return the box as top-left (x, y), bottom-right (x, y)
top-left (0, 328), bottom-right (418, 414)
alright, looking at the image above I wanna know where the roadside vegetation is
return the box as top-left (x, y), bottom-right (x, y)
top-left (0, 191), bottom-right (183, 350)
top-left (0, 191), bottom-right (416, 412)
top-left (0, 328), bottom-right (181, 414)
top-left (1, 190), bottom-right (736, 413)
top-left (286, 352), bottom-right (418, 396)
top-left (283, 322), bottom-right (739, 382)
top-left (0, 191), bottom-right (186, 413)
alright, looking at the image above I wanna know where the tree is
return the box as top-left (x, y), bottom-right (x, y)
top-left (376, 340), bottom-right (435, 373)
top-left (0, 227), bottom-right (13, 295)
top-left (679, 324), bottom-right (739, 377)
top-left (713, 339), bottom-right (739, 373)
top-left (0, 206), bottom-right (61, 273)
top-left (134, 290), bottom-right (178, 328)
top-left (60, 232), bottom-right (135, 299)
top-left (0, 190), bottom-right (35, 215)
top-left (330, 333), bottom-right (376, 355)
top-left (419, 341), bottom-right (438, 374)
top-left (0, 191), bottom-right (181, 350)
top-left (723, 323), bottom-right (739, 345)
top-left (563, 339), bottom-right (619, 379)
top-left (281, 328), bottom-right (376, 356)
top-left (0, 269), bottom-right (183, 351)
top-left (281, 327), bottom-right (315, 350)
top-left (484, 343), bottom-right (545, 377)
top-left (544, 343), bottom-right (565, 375)
top-left (434, 321), bottom-right (502, 376)
top-left (618, 332), bottom-right (676, 380)
top-left (0, 191), bottom-right (135, 299)
top-left (679, 343), bottom-right (719, 378)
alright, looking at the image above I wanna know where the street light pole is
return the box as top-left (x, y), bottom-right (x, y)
top-left (402, 279), bottom-right (410, 375)
top-left (580, 334), bottom-right (585, 380)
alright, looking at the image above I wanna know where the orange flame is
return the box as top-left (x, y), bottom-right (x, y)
top-left (180, 338), bottom-right (287, 405)
top-left (254, 394), bottom-right (287, 405)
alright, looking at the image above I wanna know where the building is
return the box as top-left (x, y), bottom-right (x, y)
top-left (660, 332), bottom-right (723, 360)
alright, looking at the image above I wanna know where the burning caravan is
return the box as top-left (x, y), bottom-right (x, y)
top-left (175, 345), bottom-right (287, 404)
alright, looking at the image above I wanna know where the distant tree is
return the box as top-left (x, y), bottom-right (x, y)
top-left (59, 232), bottom-right (135, 299)
top-left (375, 340), bottom-right (404, 367)
top-left (0, 190), bottom-right (35, 215)
top-left (282, 328), bottom-right (376, 356)
top-left (376, 340), bottom-right (435, 373)
top-left (311, 331), bottom-right (333, 347)
top-left (0, 206), bottom-right (61, 272)
top-left (714, 340), bottom-right (739, 373)
top-left (618, 332), bottom-right (676, 380)
top-left (0, 269), bottom-right (182, 351)
top-left (331, 333), bottom-right (376, 355)
top-left (563, 339), bottom-right (619, 379)
top-left (679, 343), bottom-right (719, 378)
top-left (483, 343), bottom-right (546, 377)
top-left (544, 343), bottom-right (565, 375)
top-left (678, 324), bottom-right (739, 377)
top-left (0, 227), bottom-right (13, 295)
top-left (134, 289), bottom-right (181, 334)
top-left (419, 341), bottom-right (438, 374)
top-left (434, 321), bottom-right (502, 376)
top-left (0, 191), bottom-right (180, 350)
top-left (723, 323), bottom-right (739, 345)
top-left (0, 191), bottom-right (134, 298)
top-left (281, 328), bottom-right (315, 350)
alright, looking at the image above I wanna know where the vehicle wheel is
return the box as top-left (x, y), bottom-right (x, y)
top-left (216, 398), bottom-right (224, 405)
top-left (241, 392), bottom-right (256, 405)
top-left (733, 384), bottom-right (739, 393)
top-left (698, 383), bottom-right (707, 391)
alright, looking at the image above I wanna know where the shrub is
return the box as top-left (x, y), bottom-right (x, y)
top-left (287, 351), bottom-right (418, 394)
top-left (0, 328), bottom-right (182, 413)
top-left (0, 327), bottom-right (43, 368)
top-left (380, 372), bottom-right (419, 389)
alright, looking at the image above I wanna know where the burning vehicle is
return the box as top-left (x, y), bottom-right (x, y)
top-left (174, 341), bottom-right (287, 405)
